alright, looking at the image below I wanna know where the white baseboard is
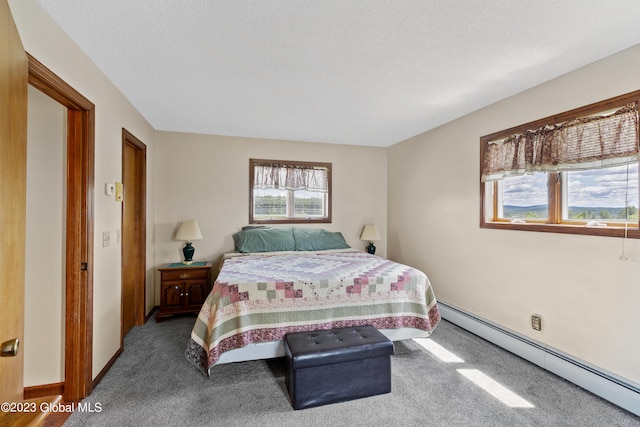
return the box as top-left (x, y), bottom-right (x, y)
top-left (438, 302), bottom-right (640, 417)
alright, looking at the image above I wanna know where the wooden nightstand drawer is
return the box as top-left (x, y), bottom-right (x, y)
top-left (160, 268), bottom-right (209, 281)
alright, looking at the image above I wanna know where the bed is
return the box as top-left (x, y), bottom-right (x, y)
top-left (185, 227), bottom-right (440, 377)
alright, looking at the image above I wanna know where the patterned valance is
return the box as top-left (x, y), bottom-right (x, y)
top-left (253, 161), bottom-right (329, 192)
top-left (482, 103), bottom-right (639, 182)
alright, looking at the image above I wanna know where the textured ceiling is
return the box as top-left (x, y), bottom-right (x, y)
top-left (36, 0), bottom-right (640, 147)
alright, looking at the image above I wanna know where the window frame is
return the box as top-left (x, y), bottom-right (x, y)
top-left (480, 91), bottom-right (640, 239)
top-left (249, 158), bottom-right (332, 224)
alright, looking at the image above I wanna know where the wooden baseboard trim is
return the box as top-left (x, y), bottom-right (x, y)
top-left (24, 382), bottom-right (64, 400)
top-left (145, 306), bottom-right (158, 323)
top-left (92, 347), bottom-right (123, 389)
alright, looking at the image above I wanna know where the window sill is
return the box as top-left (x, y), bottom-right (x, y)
top-left (250, 218), bottom-right (331, 225)
top-left (480, 220), bottom-right (640, 239)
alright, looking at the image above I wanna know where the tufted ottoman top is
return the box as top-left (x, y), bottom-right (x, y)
top-left (284, 325), bottom-right (394, 369)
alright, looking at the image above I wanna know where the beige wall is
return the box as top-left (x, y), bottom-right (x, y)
top-left (10, 0), bottom-right (157, 379)
top-left (388, 44), bottom-right (640, 384)
top-left (154, 132), bottom-right (387, 304)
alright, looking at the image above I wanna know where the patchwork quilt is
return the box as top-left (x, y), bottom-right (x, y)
top-left (185, 251), bottom-right (440, 377)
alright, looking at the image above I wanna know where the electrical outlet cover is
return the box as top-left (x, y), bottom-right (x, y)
top-left (531, 315), bottom-right (542, 331)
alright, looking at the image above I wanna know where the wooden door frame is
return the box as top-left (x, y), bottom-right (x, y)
top-left (27, 54), bottom-right (95, 402)
top-left (121, 128), bottom-right (147, 345)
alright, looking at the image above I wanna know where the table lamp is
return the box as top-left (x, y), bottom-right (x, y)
top-left (176, 220), bottom-right (203, 264)
top-left (360, 224), bottom-right (381, 255)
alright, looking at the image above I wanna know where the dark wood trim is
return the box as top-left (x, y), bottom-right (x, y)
top-left (28, 53), bottom-right (95, 402)
top-left (146, 307), bottom-right (158, 323)
top-left (479, 141), bottom-right (488, 227)
top-left (27, 55), bottom-right (93, 111)
top-left (480, 221), bottom-right (640, 238)
top-left (121, 128), bottom-right (147, 347)
top-left (23, 383), bottom-right (64, 400)
top-left (92, 347), bottom-right (123, 389)
top-left (249, 218), bottom-right (333, 224)
top-left (249, 158), bottom-right (332, 224)
top-left (480, 89), bottom-right (640, 239)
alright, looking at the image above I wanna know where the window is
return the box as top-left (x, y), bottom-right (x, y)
top-left (250, 159), bottom-right (332, 224)
top-left (480, 91), bottom-right (640, 238)
top-left (498, 172), bottom-right (549, 221)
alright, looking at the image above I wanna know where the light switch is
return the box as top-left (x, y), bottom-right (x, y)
top-left (115, 182), bottom-right (124, 202)
top-left (102, 231), bottom-right (110, 247)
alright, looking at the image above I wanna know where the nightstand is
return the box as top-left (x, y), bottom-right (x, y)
top-left (156, 261), bottom-right (212, 322)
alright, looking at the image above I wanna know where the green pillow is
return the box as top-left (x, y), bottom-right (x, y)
top-left (293, 228), bottom-right (350, 251)
top-left (233, 227), bottom-right (295, 253)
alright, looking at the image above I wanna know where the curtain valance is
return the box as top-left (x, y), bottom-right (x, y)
top-left (253, 163), bottom-right (329, 192)
top-left (481, 103), bottom-right (639, 182)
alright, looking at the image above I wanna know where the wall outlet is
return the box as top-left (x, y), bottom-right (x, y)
top-left (531, 314), bottom-right (542, 332)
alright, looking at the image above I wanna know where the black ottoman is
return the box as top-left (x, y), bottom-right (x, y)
top-left (284, 325), bottom-right (394, 410)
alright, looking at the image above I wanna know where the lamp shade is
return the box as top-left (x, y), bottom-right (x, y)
top-left (360, 224), bottom-right (381, 241)
top-left (175, 220), bottom-right (203, 242)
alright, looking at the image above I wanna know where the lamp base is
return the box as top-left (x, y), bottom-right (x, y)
top-left (183, 242), bottom-right (195, 264)
top-left (366, 242), bottom-right (376, 255)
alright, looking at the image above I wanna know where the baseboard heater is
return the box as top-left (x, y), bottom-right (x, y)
top-left (438, 301), bottom-right (640, 417)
